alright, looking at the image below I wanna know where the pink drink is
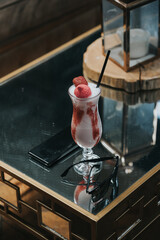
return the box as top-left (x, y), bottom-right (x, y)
top-left (68, 83), bottom-right (102, 149)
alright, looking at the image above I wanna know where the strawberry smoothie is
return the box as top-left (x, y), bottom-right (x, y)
top-left (68, 80), bottom-right (102, 149)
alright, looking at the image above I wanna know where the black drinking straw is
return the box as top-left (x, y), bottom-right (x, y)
top-left (96, 50), bottom-right (111, 88)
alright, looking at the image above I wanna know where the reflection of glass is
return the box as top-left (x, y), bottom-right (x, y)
top-left (74, 157), bottom-right (119, 214)
top-left (61, 156), bottom-right (119, 214)
top-left (68, 84), bottom-right (102, 176)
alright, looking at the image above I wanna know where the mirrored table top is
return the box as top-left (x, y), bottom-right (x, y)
top-left (0, 29), bottom-right (160, 215)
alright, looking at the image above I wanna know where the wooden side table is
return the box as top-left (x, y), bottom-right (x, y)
top-left (0, 26), bottom-right (160, 240)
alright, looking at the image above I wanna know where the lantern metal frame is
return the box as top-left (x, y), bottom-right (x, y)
top-left (102, 0), bottom-right (160, 72)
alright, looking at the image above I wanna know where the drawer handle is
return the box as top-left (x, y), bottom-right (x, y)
top-left (118, 219), bottom-right (141, 240)
top-left (116, 197), bottom-right (143, 239)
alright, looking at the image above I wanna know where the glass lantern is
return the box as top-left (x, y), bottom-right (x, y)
top-left (102, 0), bottom-right (160, 71)
top-left (100, 94), bottom-right (159, 166)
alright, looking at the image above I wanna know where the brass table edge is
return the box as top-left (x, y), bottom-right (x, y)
top-left (96, 162), bottom-right (160, 219)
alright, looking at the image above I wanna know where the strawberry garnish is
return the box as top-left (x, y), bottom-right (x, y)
top-left (73, 76), bottom-right (88, 87)
top-left (74, 84), bottom-right (91, 98)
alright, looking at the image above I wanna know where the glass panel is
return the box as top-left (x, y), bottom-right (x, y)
top-left (102, 97), bottom-right (123, 153)
top-left (0, 181), bottom-right (18, 208)
top-left (4, 173), bottom-right (13, 181)
top-left (0, 201), bottom-right (4, 207)
top-left (129, 0), bottom-right (159, 67)
top-left (116, 197), bottom-right (143, 238)
top-left (102, 0), bottom-right (124, 66)
top-left (127, 102), bottom-right (157, 153)
top-left (41, 206), bottom-right (70, 240)
top-left (102, 97), bottom-right (157, 159)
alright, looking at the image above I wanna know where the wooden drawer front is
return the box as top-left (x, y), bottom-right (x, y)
top-left (96, 197), bottom-right (144, 240)
top-left (155, 181), bottom-right (160, 206)
top-left (115, 197), bottom-right (143, 239)
top-left (143, 195), bottom-right (160, 222)
top-left (143, 171), bottom-right (160, 205)
top-left (121, 195), bottom-right (160, 240)
top-left (0, 169), bottom-right (91, 240)
top-left (97, 169), bottom-right (160, 240)
top-left (133, 215), bottom-right (160, 240)
top-left (106, 232), bottom-right (116, 240)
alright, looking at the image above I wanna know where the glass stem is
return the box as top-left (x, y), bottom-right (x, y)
top-left (82, 148), bottom-right (94, 182)
top-left (82, 148), bottom-right (93, 160)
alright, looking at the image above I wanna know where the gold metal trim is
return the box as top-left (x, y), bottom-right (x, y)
top-left (0, 170), bottom-right (21, 211)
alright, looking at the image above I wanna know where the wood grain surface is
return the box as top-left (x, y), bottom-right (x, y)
top-left (83, 38), bottom-right (160, 93)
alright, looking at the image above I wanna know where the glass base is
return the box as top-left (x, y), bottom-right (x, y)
top-left (73, 153), bottom-right (102, 176)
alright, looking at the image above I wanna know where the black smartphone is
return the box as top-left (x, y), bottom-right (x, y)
top-left (28, 126), bottom-right (78, 167)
